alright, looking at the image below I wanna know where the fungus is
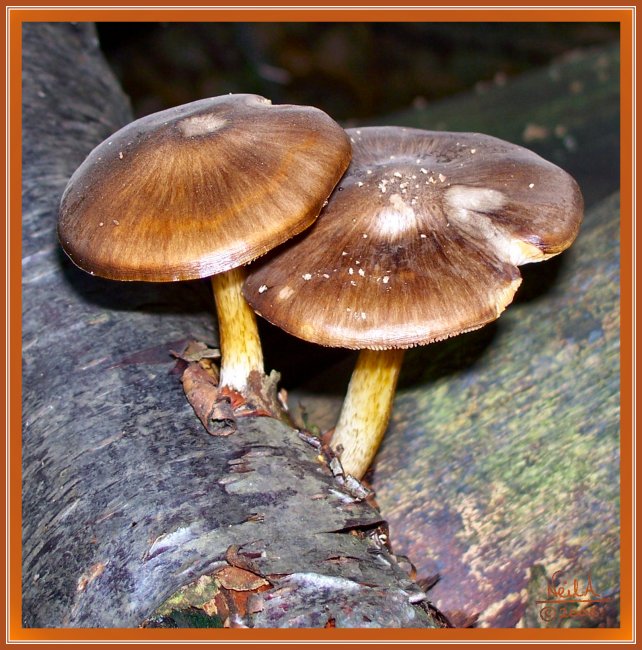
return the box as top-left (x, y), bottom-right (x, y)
top-left (58, 94), bottom-right (351, 392)
top-left (243, 126), bottom-right (583, 478)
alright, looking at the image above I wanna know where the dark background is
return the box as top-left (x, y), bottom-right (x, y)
top-left (97, 22), bottom-right (618, 122)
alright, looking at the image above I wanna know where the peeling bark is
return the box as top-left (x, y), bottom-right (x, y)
top-left (21, 23), bottom-right (444, 629)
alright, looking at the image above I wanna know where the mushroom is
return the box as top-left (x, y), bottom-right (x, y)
top-left (243, 126), bottom-right (583, 478)
top-left (58, 94), bottom-right (351, 392)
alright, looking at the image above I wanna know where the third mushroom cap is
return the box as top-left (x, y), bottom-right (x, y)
top-left (243, 126), bottom-right (584, 477)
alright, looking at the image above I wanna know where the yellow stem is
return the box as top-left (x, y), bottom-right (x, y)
top-left (211, 267), bottom-right (264, 392)
top-left (330, 348), bottom-right (405, 479)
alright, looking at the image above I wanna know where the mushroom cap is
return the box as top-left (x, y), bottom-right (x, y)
top-left (58, 94), bottom-right (352, 281)
top-left (243, 126), bottom-right (583, 350)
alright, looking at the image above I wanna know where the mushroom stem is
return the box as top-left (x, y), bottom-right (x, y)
top-left (211, 267), bottom-right (264, 392)
top-left (330, 348), bottom-right (405, 479)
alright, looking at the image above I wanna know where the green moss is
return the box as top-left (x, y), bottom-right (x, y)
top-left (374, 193), bottom-right (620, 626)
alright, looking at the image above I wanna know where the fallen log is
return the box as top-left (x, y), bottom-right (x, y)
top-left (21, 22), bottom-right (445, 629)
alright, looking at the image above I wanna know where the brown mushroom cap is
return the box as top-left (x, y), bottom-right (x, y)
top-left (58, 94), bottom-right (352, 281)
top-left (243, 126), bottom-right (583, 349)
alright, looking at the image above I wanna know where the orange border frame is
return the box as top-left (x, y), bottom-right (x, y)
top-left (4, 3), bottom-right (635, 644)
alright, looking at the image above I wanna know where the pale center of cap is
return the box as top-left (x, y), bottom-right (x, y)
top-left (375, 193), bottom-right (418, 239)
top-left (179, 114), bottom-right (227, 137)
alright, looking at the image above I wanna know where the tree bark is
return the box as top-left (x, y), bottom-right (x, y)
top-left (289, 43), bottom-right (621, 628)
top-left (21, 22), bottom-right (444, 629)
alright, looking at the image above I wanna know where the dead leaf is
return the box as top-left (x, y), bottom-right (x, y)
top-left (215, 566), bottom-right (270, 592)
top-left (225, 544), bottom-right (263, 574)
top-left (219, 385), bottom-right (273, 419)
top-left (171, 340), bottom-right (221, 363)
top-left (181, 363), bottom-right (236, 436)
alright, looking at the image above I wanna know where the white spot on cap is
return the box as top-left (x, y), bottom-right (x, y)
top-left (278, 286), bottom-right (295, 300)
top-left (358, 268), bottom-right (365, 277)
top-left (118, 151), bottom-right (123, 159)
top-left (446, 185), bottom-right (506, 214)
top-left (258, 284), bottom-right (268, 293)
top-left (383, 275), bottom-right (390, 284)
top-left (445, 185), bottom-right (538, 264)
top-left (393, 171), bottom-right (402, 178)
top-left (438, 173), bottom-right (446, 183)
top-left (420, 168), bottom-right (428, 174)
top-left (529, 182), bottom-right (535, 189)
top-left (361, 312), bottom-right (367, 320)
top-left (179, 114), bottom-right (227, 137)
top-left (302, 273), bottom-right (312, 280)
top-left (348, 268), bottom-right (354, 275)
top-left (375, 193), bottom-right (418, 239)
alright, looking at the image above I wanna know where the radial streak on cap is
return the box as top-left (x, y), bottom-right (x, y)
top-left (58, 93), bottom-right (352, 282)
